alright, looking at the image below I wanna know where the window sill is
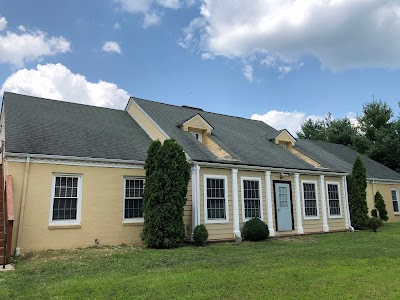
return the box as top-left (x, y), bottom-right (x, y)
top-left (205, 219), bottom-right (229, 224)
top-left (123, 219), bottom-right (144, 226)
top-left (303, 216), bottom-right (320, 220)
top-left (328, 215), bottom-right (343, 219)
top-left (394, 212), bottom-right (400, 216)
top-left (48, 223), bottom-right (81, 230)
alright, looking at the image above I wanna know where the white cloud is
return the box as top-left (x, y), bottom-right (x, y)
top-left (278, 66), bottom-right (292, 77)
top-left (17, 25), bottom-right (26, 32)
top-left (1, 63), bottom-right (130, 109)
top-left (243, 65), bottom-right (253, 81)
top-left (251, 110), bottom-right (326, 136)
top-left (181, 0), bottom-right (400, 71)
top-left (143, 12), bottom-right (162, 28)
top-left (114, 0), bottom-right (182, 27)
top-left (113, 22), bottom-right (121, 30)
top-left (0, 27), bottom-right (70, 67)
top-left (0, 16), bottom-right (7, 31)
top-left (102, 41), bottom-right (122, 54)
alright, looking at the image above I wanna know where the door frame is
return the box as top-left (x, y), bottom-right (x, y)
top-left (273, 180), bottom-right (295, 231)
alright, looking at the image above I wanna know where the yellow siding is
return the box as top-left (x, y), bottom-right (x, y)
top-left (366, 182), bottom-right (400, 223)
top-left (6, 161), bottom-right (192, 253)
top-left (127, 101), bottom-right (167, 142)
top-left (288, 146), bottom-right (322, 168)
top-left (181, 115), bottom-right (212, 134)
top-left (203, 135), bottom-right (235, 160)
top-left (274, 131), bottom-right (295, 146)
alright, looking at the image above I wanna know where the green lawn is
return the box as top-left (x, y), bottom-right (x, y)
top-left (2, 225), bottom-right (400, 300)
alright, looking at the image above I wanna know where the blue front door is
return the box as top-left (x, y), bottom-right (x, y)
top-left (274, 183), bottom-right (293, 231)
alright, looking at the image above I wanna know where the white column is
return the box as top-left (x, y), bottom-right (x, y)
top-left (265, 171), bottom-right (275, 237)
top-left (342, 176), bottom-right (352, 230)
top-left (294, 173), bottom-right (304, 234)
top-left (191, 165), bottom-right (198, 236)
top-left (320, 175), bottom-right (329, 232)
top-left (232, 168), bottom-right (241, 237)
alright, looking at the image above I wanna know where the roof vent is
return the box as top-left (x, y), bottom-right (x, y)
top-left (181, 105), bottom-right (203, 111)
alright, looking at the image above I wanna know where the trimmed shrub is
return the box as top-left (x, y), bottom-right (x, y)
top-left (193, 224), bottom-right (208, 246)
top-left (367, 217), bottom-right (382, 232)
top-left (242, 218), bottom-right (269, 241)
top-left (348, 156), bottom-right (369, 229)
top-left (141, 139), bottom-right (190, 249)
top-left (371, 209), bottom-right (378, 218)
top-left (374, 191), bottom-right (388, 222)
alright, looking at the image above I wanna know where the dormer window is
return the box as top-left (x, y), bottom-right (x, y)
top-left (190, 131), bottom-right (202, 142)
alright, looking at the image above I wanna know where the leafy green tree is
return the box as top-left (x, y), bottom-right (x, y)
top-left (141, 139), bottom-right (190, 248)
top-left (347, 156), bottom-right (369, 229)
top-left (374, 191), bottom-right (388, 222)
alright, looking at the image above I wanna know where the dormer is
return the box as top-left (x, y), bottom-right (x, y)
top-left (180, 114), bottom-right (214, 143)
top-left (268, 129), bottom-right (296, 149)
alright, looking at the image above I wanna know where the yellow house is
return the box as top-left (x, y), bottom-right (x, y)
top-left (0, 92), bottom-right (399, 259)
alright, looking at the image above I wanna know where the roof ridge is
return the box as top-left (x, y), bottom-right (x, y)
top-left (4, 91), bottom-right (126, 113)
top-left (131, 96), bottom-right (279, 130)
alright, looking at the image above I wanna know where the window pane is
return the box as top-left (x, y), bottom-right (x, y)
top-left (243, 180), bottom-right (261, 219)
top-left (124, 179), bottom-right (145, 219)
top-left (327, 184), bottom-right (341, 216)
top-left (303, 183), bottom-right (317, 216)
top-left (52, 176), bottom-right (79, 221)
top-left (207, 178), bottom-right (226, 220)
top-left (393, 190), bottom-right (399, 212)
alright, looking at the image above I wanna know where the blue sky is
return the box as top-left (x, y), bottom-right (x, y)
top-left (1, 0), bottom-right (400, 133)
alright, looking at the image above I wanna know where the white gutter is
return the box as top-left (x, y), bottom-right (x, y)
top-left (196, 161), bottom-right (348, 176)
top-left (367, 178), bottom-right (400, 184)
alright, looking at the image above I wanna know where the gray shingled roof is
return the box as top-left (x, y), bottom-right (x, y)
top-left (133, 97), bottom-right (321, 171)
top-left (3, 92), bottom-right (152, 161)
top-left (296, 139), bottom-right (400, 181)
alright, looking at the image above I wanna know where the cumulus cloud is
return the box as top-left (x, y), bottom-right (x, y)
top-left (114, 0), bottom-right (183, 27)
top-left (251, 110), bottom-right (326, 136)
top-left (113, 22), bottom-right (121, 30)
top-left (0, 16), bottom-right (7, 31)
top-left (243, 65), bottom-right (253, 81)
top-left (181, 0), bottom-right (400, 71)
top-left (0, 18), bottom-right (70, 67)
top-left (102, 41), bottom-right (122, 54)
top-left (1, 63), bottom-right (130, 109)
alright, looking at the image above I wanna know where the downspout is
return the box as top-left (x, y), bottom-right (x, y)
top-left (14, 156), bottom-right (30, 256)
top-left (2, 141), bottom-right (6, 268)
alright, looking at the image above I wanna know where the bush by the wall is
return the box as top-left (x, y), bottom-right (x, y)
top-left (141, 139), bottom-right (190, 249)
top-left (193, 224), bottom-right (208, 246)
top-left (374, 191), bottom-right (388, 222)
top-left (367, 217), bottom-right (382, 232)
top-left (242, 218), bottom-right (269, 241)
top-left (371, 209), bottom-right (378, 218)
top-left (348, 156), bottom-right (369, 230)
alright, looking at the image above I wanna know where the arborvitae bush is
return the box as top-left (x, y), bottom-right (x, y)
top-left (367, 217), bottom-right (382, 232)
top-left (347, 156), bottom-right (369, 229)
top-left (374, 191), bottom-right (388, 222)
top-left (141, 139), bottom-right (190, 248)
top-left (193, 224), bottom-right (208, 246)
top-left (242, 218), bottom-right (269, 241)
top-left (371, 209), bottom-right (378, 218)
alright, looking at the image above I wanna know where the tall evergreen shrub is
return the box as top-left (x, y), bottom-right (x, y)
top-left (141, 139), bottom-right (190, 248)
top-left (374, 191), bottom-right (388, 222)
top-left (347, 156), bottom-right (369, 229)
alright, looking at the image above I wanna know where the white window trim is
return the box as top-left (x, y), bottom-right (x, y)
top-left (392, 188), bottom-right (400, 215)
top-left (189, 130), bottom-right (202, 143)
top-left (301, 180), bottom-right (320, 220)
top-left (326, 181), bottom-right (343, 219)
top-left (123, 177), bottom-right (145, 224)
top-left (204, 174), bottom-right (229, 224)
top-left (240, 176), bottom-right (263, 223)
top-left (49, 173), bottom-right (83, 227)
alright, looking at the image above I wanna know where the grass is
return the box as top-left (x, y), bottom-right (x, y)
top-left (1, 224), bottom-right (400, 300)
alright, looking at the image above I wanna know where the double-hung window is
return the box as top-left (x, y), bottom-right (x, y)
top-left (50, 174), bottom-right (82, 225)
top-left (241, 178), bottom-right (262, 221)
top-left (326, 183), bottom-right (341, 217)
top-left (392, 189), bottom-right (399, 213)
top-left (302, 181), bottom-right (319, 219)
top-left (124, 178), bottom-right (145, 222)
top-left (204, 175), bottom-right (228, 223)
